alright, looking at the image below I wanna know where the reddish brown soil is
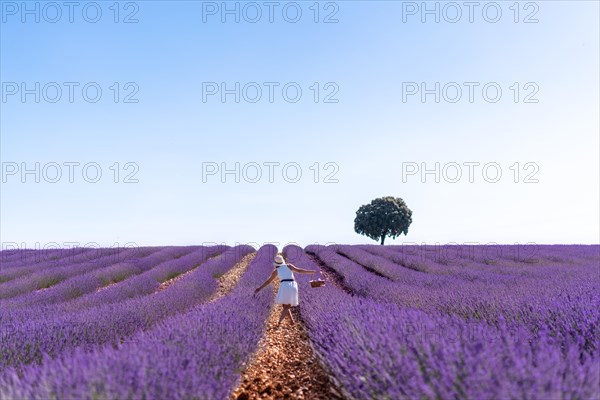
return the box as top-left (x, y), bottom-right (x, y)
top-left (231, 280), bottom-right (346, 400)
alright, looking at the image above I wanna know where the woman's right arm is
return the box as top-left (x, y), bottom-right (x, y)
top-left (254, 269), bottom-right (278, 293)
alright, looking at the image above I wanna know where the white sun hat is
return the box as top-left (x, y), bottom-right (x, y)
top-left (274, 255), bottom-right (285, 264)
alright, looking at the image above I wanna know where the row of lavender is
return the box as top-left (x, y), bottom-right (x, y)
top-left (0, 247), bottom-right (140, 287)
top-left (1, 246), bottom-right (162, 270)
top-left (0, 245), bottom-right (277, 399)
top-left (0, 245), bottom-right (253, 372)
top-left (0, 245), bottom-right (230, 301)
top-left (283, 244), bottom-right (600, 399)
top-left (1, 247), bottom-right (168, 301)
top-left (1, 246), bottom-right (213, 324)
top-left (312, 244), bottom-right (599, 355)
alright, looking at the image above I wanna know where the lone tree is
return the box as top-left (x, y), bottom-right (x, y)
top-left (354, 196), bottom-right (413, 245)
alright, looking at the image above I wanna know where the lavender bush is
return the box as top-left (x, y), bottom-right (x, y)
top-left (309, 245), bottom-right (599, 353)
top-left (0, 244), bottom-right (597, 399)
top-left (284, 245), bottom-right (600, 400)
top-left (0, 248), bottom-right (108, 285)
top-left (0, 245), bottom-right (276, 400)
top-left (0, 245), bottom-right (246, 372)
top-left (0, 247), bottom-right (155, 300)
top-left (5, 246), bottom-right (200, 309)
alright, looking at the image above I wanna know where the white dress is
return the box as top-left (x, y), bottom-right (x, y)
top-left (275, 264), bottom-right (299, 306)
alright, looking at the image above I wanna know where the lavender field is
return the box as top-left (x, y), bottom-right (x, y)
top-left (0, 244), bottom-right (598, 399)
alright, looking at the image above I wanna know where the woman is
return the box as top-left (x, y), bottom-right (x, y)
top-left (254, 254), bottom-right (317, 326)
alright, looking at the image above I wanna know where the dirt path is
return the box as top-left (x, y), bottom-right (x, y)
top-left (120, 253), bottom-right (257, 347)
top-left (156, 251), bottom-right (257, 299)
top-left (94, 284), bottom-right (113, 293)
top-left (231, 280), bottom-right (345, 400)
top-left (209, 252), bottom-right (256, 302)
top-left (305, 252), bottom-right (353, 294)
top-left (156, 252), bottom-right (235, 294)
top-left (154, 266), bottom-right (201, 293)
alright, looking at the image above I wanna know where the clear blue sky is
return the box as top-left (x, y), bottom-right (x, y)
top-left (1, 1), bottom-right (598, 248)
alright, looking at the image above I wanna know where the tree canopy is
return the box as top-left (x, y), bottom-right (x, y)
top-left (354, 196), bottom-right (413, 245)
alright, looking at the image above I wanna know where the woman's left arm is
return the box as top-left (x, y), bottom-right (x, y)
top-left (288, 264), bottom-right (317, 274)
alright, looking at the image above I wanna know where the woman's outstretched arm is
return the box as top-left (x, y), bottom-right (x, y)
top-left (254, 269), bottom-right (278, 294)
top-left (288, 264), bottom-right (318, 274)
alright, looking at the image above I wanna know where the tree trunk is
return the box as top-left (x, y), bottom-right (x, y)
top-left (380, 235), bottom-right (386, 245)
